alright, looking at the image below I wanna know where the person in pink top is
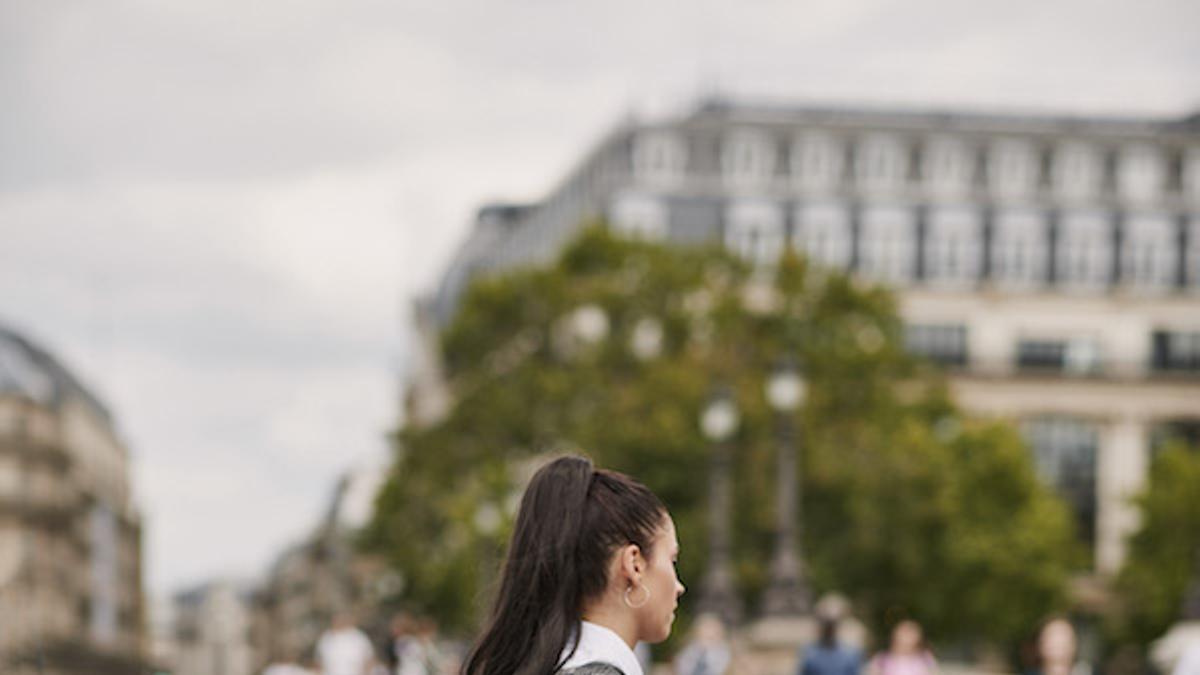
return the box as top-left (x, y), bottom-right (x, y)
top-left (868, 621), bottom-right (938, 675)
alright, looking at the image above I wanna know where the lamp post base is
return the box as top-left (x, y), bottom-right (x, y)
top-left (741, 614), bottom-right (817, 675)
top-left (762, 583), bottom-right (812, 617)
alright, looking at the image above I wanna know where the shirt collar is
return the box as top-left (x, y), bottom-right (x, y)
top-left (560, 620), bottom-right (644, 675)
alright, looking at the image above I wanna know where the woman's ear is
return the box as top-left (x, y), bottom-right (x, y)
top-left (618, 543), bottom-right (643, 582)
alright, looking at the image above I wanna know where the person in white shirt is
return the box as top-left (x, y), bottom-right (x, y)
top-left (675, 614), bottom-right (731, 675)
top-left (1175, 643), bottom-right (1200, 675)
top-left (462, 455), bottom-right (686, 675)
top-left (316, 612), bottom-right (378, 675)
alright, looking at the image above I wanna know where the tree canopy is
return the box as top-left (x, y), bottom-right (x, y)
top-left (363, 226), bottom-right (1077, 653)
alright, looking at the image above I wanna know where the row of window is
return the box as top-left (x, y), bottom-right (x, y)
top-left (632, 129), bottom-right (1200, 203)
top-left (904, 325), bottom-right (1200, 375)
top-left (611, 195), bottom-right (1200, 291)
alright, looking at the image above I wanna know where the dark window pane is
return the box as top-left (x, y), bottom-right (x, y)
top-left (905, 323), bottom-right (968, 367)
top-left (1151, 330), bottom-right (1200, 372)
top-left (1022, 417), bottom-right (1098, 553)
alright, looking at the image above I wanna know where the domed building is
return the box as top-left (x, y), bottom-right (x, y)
top-left (0, 324), bottom-right (148, 674)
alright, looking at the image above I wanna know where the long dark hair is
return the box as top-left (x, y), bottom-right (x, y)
top-left (463, 455), bottom-right (667, 675)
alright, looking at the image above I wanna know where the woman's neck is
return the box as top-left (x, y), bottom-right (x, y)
top-left (581, 604), bottom-right (638, 650)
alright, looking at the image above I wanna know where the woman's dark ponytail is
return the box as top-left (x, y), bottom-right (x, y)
top-left (463, 455), bottom-right (666, 675)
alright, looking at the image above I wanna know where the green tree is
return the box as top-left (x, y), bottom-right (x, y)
top-left (363, 226), bottom-right (1076, 653)
top-left (1109, 443), bottom-right (1200, 648)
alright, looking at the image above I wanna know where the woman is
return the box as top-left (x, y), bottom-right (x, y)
top-left (868, 621), bottom-right (937, 675)
top-left (463, 455), bottom-right (686, 675)
top-left (1024, 617), bottom-right (1091, 675)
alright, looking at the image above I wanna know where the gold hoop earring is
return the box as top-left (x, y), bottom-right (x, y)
top-left (624, 584), bottom-right (650, 609)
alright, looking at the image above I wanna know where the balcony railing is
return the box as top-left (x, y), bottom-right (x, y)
top-left (904, 351), bottom-right (1200, 380)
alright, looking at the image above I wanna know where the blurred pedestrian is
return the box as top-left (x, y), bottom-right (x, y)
top-left (799, 616), bottom-right (861, 675)
top-left (1175, 644), bottom-right (1200, 675)
top-left (867, 621), bottom-right (937, 675)
top-left (1151, 554), bottom-right (1200, 675)
top-left (386, 613), bottom-right (417, 675)
top-left (398, 617), bottom-right (447, 675)
top-left (462, 455), bottom-right (686, 675)
top-left (438, 640), bottom-right (467, 675)
top-left (674, 613), bottom-right (731, 675)
top-left (814, 593), bottom-right (869, 653)
top-left (1024, 618), bottom-right (1091, 675)
top-left (316, 611), bottom-right (379, 675)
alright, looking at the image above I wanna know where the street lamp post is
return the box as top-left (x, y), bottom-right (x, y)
top-left (698, 386), bottom-right (742, 627)
top-left (762, 357), bottom-right (811, 616)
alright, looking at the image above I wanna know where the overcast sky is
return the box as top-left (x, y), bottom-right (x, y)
top-left (1, 0), bottom-right (1197, 597)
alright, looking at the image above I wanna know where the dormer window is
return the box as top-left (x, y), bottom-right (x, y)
top-left (1184, 148), bottom-right (1200, 202)
top-left (989, 139), bottom-right (1038, 200)
top-left (1053, 142), bottom-right (1102, 201)
top-left (722, 129), bottom-right (776, 189)
top-left (632, 131), bottom-right (688, 186)
top-left (923, 137), bottom-right (973, 197)
top-left (792, 132), bottom-right (844, 192)
top-left (856, 134), bottom-right (907, 194)
top-left (1119, 144), bottom-right (1165, 204)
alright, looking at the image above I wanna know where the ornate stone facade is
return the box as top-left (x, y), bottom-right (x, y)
top-left (253, 468), bottom-right (390, 671)
top-left (0, 325), bottom-right (147, 674)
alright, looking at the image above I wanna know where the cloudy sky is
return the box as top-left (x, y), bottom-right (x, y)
top-left (1, 0), bottom-right (1197, 596)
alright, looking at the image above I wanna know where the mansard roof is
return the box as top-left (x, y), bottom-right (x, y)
top-left (0, 323), bottom-right (112, 424)
top-left (676, 96), bottom-right (1200, 138)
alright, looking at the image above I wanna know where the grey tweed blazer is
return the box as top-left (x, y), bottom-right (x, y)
top-left (559, 662), bottom-right (626, 675)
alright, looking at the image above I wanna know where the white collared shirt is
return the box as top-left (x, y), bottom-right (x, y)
top-left (559, 620), bottom-right (645, 675)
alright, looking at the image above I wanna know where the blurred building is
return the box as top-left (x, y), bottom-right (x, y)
top-left (254, 466), bottom-right (391, 670)
top-left (169, 580), bottom-right (258, 675)
top-left (415, 99), bottom-right (1200, 579)
top-left (148, 593), bottom-right (180, 670)
top-left (0, 325), bottom-right (148, 674)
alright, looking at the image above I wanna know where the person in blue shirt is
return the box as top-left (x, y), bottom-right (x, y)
top-left (800, 616), bottom-right (862, 675)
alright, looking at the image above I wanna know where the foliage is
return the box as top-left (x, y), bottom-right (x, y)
top-left (362, 226), bottom-right (1076, 653)
top-left (1108, 443), bottom-right (1200, 647)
